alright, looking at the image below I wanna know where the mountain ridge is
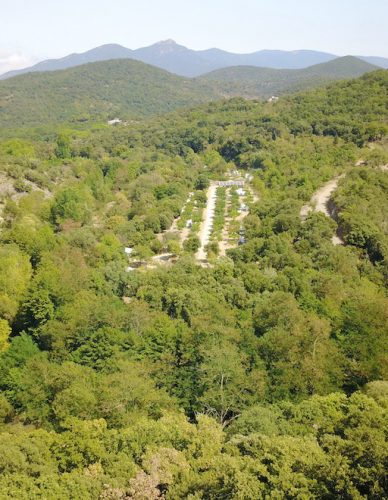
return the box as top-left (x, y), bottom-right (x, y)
top-left (2, 40), bottom-right (387, 79)
top-left (0, 56), bottom-right (382, 130)
top-left (0, 58), bottom-right (217, 128)
top-left (197, 56), bottom-right (380, 98)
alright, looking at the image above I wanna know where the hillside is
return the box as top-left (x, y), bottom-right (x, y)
top-left (0, 57), bottom-right (380, 130)
top-left (2, 39), bottom-right (387, 79)
top-left (0, 59), bottom-right (216, 128)
top-left (198, 56), bottom-right (379, 98)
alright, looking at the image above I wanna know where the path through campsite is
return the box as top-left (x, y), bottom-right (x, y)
top-left (196, 184), bottom-right (217, 262)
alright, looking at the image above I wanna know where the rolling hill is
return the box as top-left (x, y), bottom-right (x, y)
top-left (2, 40), bottom-right (387, 80)
top-left (0, 56), bottom-right (381, 129)
top-left (0, 59), bottom-right (217, 128)
top-left (197, 56), bottom-right (380, 98)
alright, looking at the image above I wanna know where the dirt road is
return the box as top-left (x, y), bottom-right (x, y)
top-left (300, 175), bottom-right (345, 245)
top-left (196, 184), bottom-right (217, 262)
top-left (300, 176), bottom-right (344, 219)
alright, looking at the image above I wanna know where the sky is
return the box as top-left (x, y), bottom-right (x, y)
top-left (1, 0), bottom-right (387, 74)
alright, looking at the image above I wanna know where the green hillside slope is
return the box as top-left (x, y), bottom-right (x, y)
top-left (0, 56), bottom-right (379, 131)
top-left (0, 59), bottom-right (216, 128)
top-left (198, 56), bottom-right (379, 98)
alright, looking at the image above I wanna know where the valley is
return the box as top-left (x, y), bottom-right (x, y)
top-left (0, 63), bottom-right (387, 498)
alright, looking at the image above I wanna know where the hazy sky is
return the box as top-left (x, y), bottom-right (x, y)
top-left (1, 0), bottom-right (387, 73)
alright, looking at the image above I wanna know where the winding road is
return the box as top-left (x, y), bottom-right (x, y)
top-left (300, 175), bottom-right (345, 245)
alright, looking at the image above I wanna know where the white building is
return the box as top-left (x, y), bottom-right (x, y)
top-left (108, 118), bottom-right (122, 125)
top-left (216, 180), bottom-right (245, 187)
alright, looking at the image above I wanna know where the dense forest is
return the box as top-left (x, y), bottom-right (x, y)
top-left (0, 59), bottom-right (217, 129)
top-left (0, 69), bottom-right (387, 498)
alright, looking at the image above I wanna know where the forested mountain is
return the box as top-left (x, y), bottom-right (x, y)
top-left (198, 56), bottom-right (379, 98)
top-left (0, 70), bottom-right (387, 497)
top-left (0, 59), bottom-right (217, 128)
top-left (2, 39), bottom-right (388, 79)
top-left (0, 57), bottom-right (380, 130)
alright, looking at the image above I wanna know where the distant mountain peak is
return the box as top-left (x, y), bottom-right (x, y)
top-left (98, 43), bottom-right (127, 49)
top-left (149, 39), bottom-right (186, 55)
top-left (157, 39), bottom-right (178, 45)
